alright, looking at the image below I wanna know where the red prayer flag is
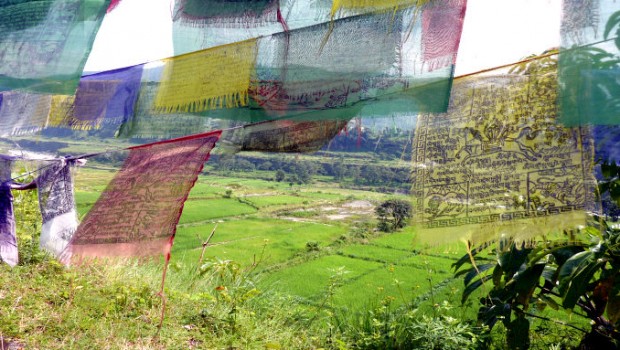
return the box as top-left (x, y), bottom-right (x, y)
top-left (422, 0), bottom-right (467, 71)
top-left (67, 131), bottom-right (221, 259)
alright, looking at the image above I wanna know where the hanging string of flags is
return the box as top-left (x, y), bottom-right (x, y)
top-left (0, 0), bottom-right (619, 266)
top-left (0, 116), bottom-right (352, 266)
top-left (0, 130), bottom-right (222, 266)
top-left (0, 0), bottom-right (466, 141)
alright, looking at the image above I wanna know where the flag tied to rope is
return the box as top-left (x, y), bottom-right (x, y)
top-left (36, 159), bottom-right (81, 259)
top-left (51, 65), bottom-right (144, 130)
top-left (173, 0), bottom-right (280, 28)
top-left (67, 130), bottom-right (221, 259)
top-left (0, 158), bottom-right (16, 266)
top-left (0, 0), bottom-right (465, 139)
top-left (0, 91), bottom-right (51, 136)
top-left (153, 39), bottom-right (258, 114)
top-left (155, 0), bottom-right (467, 128)
top-left (0, 0), bottom-right (111, 94)
top-left (411, 68), bottom-right (597, 246)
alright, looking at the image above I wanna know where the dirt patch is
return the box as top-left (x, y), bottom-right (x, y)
top-left (325, 214), bottom-right (351, 220)
top-left (324, 200), bottom-right (375, 221)
top-left (342, 200), bottom-right (374, 209)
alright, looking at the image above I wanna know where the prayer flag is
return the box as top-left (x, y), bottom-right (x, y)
top-left (153, 39), bottom-right (258, 114)
top-left (422, 0), bottom-right (467, 71)
top-left (173, 0), bottom-right (280, 27)
top-left (0, 91), bottom-right (52, 136)
top-left (67, 131), bottom-right (221, 258)
top-left (61, 65), bottom-right (143, 130)
top-left (411, 71), bottom-right (596, 245)
top-left (0, 0), bottom-right (111, 94)
top-left (228, 118), bottom-right (350, 153)
top-left (0, 158), bottom-right (16, 266)
top-left (37, 159), bottom-right (80, 259)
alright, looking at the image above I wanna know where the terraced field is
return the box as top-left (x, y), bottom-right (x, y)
top-left (73, 167), bottom-right (475, 316)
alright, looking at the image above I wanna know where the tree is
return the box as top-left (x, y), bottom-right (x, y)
top-left (257, 161), bottom-right (273, 171)
top-left (332, 161), bottom-right (345, 180)
top-left (294, 163), bottom-right (313, 184)
top-left (235, 159), bottom-right (255, 172)
top-left (275, 169), bottom-right (285, 182)
top-left (375, 199), bottom-right (412, 232)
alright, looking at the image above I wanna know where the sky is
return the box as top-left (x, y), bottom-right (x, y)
top-left (84, 0), bottom-right (562, 76)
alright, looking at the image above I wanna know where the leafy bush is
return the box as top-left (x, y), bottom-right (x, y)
top-left (455, 221), bottom-right (620, 349)
top-left (333, 300), bottom-right (479, 349)
top-left (305, 241), bottom-right (321, 252)
top-left (376, 199), bottom-right (412, 232)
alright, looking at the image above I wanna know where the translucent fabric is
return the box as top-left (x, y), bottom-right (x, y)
top-left (558, 0), bottom-right (620, 126)
top-left (0, 0), bottom-right (111, 94)
top-left (36, 159), bottom-right (80, 259)
top-left (173, 0), bottom-right (280, 28)
top-left (171, 0), bottom-right (463, 55)
top-left (51, 65), bottom-right (144, 130)
top-left (411, 71), bottom-right (596, 245)
top-left (153, 39), bottom-right (258, 114)
top-left (0, 158), bottom-right (16, 266)
top-left (224, 118), bottom-right (350, 153)
top-left (67, 131), bottom-right (221, 259)
top-left (0, 92), bottom-right (52, 136)
top-left (117, 1), bottom-right (464, 132)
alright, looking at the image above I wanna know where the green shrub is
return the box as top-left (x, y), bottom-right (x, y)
top-left (376, 199), bottom-right (412, 233)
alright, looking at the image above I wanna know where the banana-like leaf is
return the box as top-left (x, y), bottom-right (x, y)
top-left (558, 250), bottom-right (604, 309)
top-left (463, 263), bottom-right (495, 287)
top-left (603, 11), bottom-right (620, 40)
top-left (462, 275), bottom-right (492, 304)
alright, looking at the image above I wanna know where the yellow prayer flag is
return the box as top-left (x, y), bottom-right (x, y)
top-left (153, 39), bottom-right (258, 114)
top-left (411, 73), bottom-right (596, 247)
top-left (47, 95), bottom-right (75, 127)
top-left (331, 0), bottom-right (430, 16)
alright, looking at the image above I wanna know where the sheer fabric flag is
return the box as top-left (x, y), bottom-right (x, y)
top-left (37, 159), bottom-right (80, 259)
top-left (253, 11), bottom-right (402, 115)
top-left (173, 0), bottom-right (280, 28)
top-left (117, 81), bottom-right (218, 139)
top-left (224, 118), bottom-right (349, 153)
top-left (422, 0), bottom-right (466, 71)
top-left (411, 72), bottom-right (596, 245)
top-left (166, 0), bottom-right (466, 123)
top-left (57, 65), bottom-right (143, 130)
top-left (153, 39), bottom-right (258, 114)
top-left (0, 0), bottom-right (111, 94)
top-left (170, 0), bottom-right (457, 55)
top-left (67, 131), bottom-right (221, 258)
top-left (171, 0), bottom-right (323, 56)
top-left (0, 159), bottom-right (16, 266)
top-left (559, 0), bottom-right (620, 126)
top-left (250, 4), bottom-right (466, 119)
top-left (0, 92), bottom-right (52, 136)
top-left (331, 0), bottom-right (421, 14)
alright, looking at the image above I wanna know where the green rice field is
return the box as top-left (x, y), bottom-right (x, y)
top-left (73, 167), bottom-right (475, 315)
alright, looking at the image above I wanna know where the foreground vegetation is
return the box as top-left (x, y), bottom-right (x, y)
top-left (0, 166), bottom-right (597, 349)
